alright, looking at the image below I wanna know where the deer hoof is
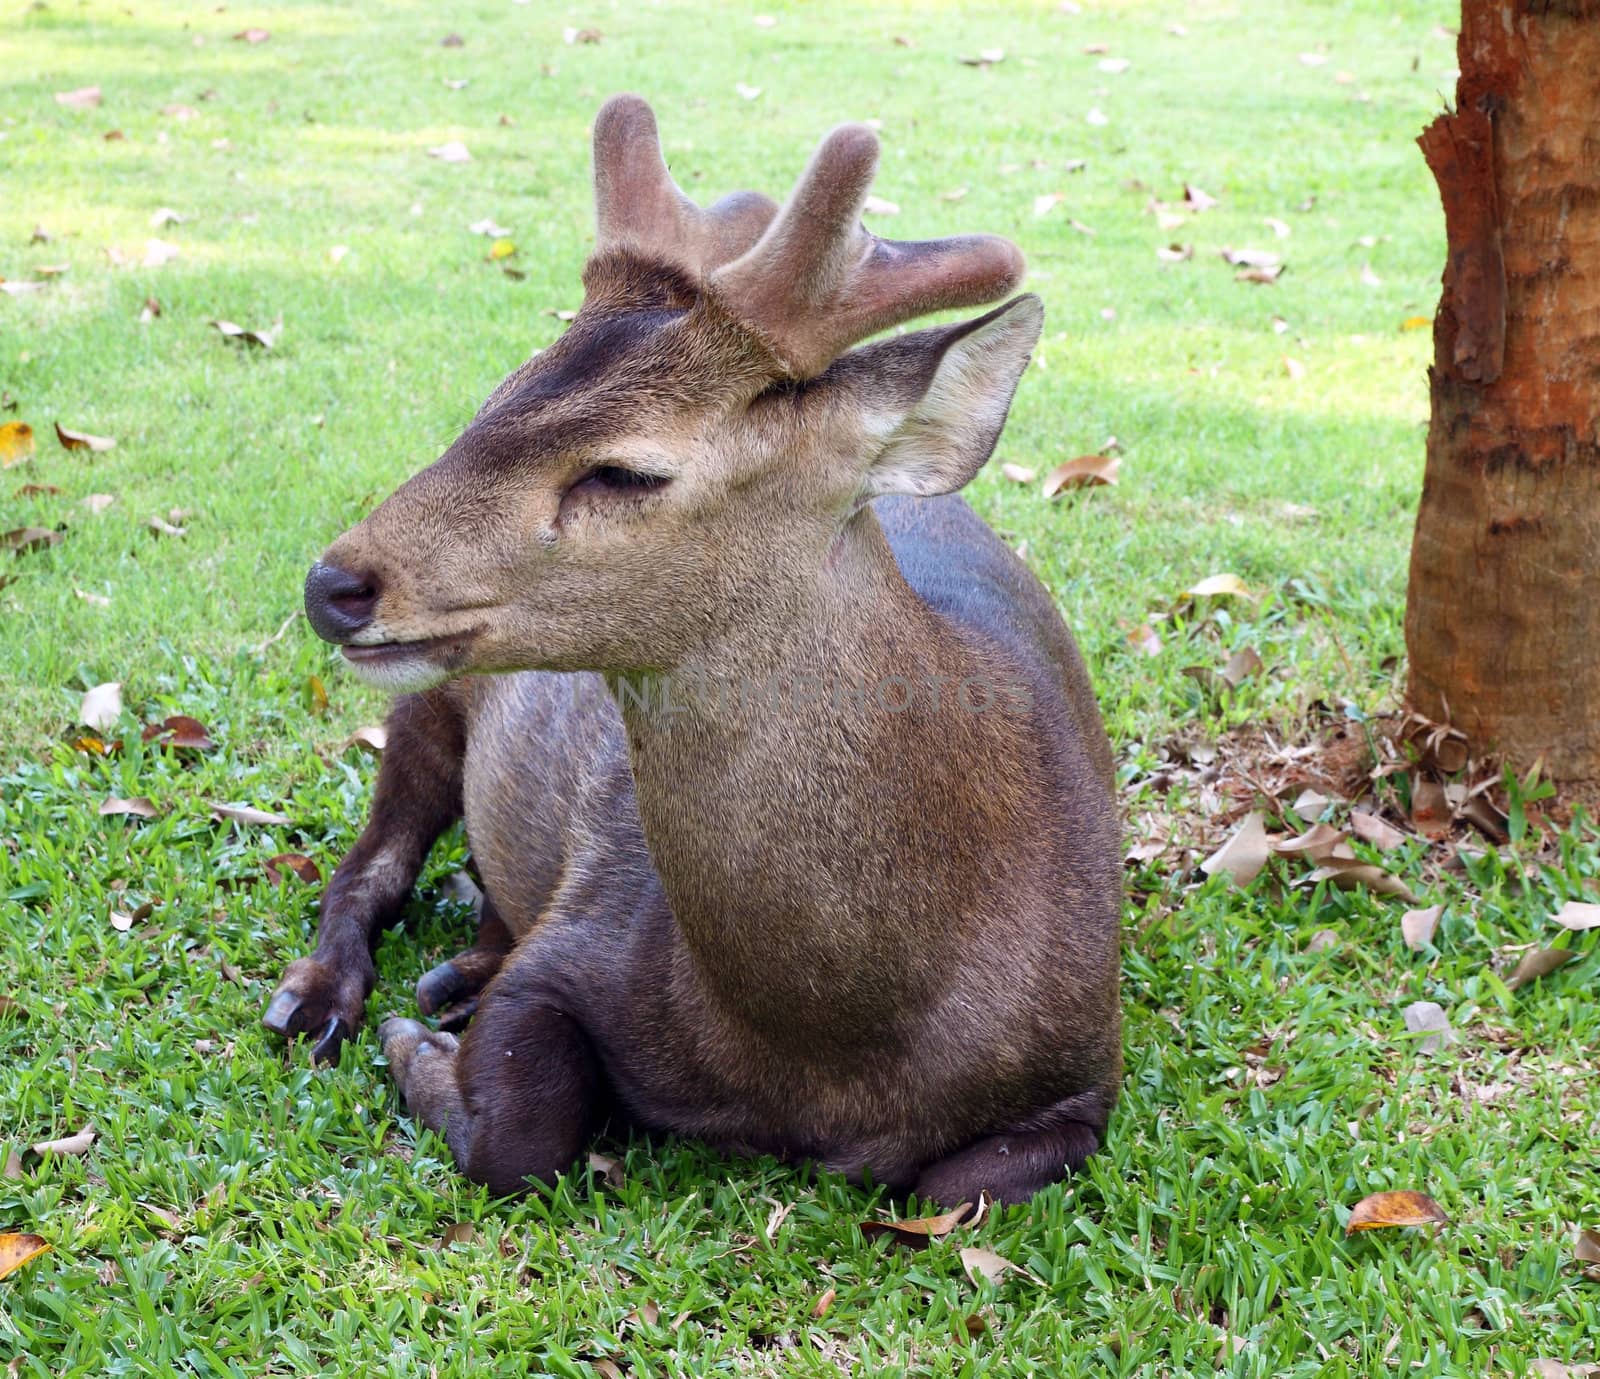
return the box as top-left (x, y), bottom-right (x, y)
top-left (263, 956), bottom-right (367, 1063)
top-left (378, 1016), bottom-right (459, 1094)
top-left (415, 959), bottom-right (468, 1017)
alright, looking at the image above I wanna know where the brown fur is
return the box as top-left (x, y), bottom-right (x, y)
top-left (268, 97), bottom-right (1122, 1207)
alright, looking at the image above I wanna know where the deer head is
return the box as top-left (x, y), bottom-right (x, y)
top-left (305, 96), bottom-right (1043, 691)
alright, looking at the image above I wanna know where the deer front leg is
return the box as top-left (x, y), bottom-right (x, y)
top-left (264, 688), bottom-right (465, 1064)
top-left (380, 944), bottom-right (605, 1196)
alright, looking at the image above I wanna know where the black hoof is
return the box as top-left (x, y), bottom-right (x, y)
top-left (262, 988), bottom-right (307, 1038)
top-left (416, 960), bottom-right (468, 1017)
top-left (436, 997), bottom-right (479, 1033)
top-left (311, 1015), bottom-right (351, 1066)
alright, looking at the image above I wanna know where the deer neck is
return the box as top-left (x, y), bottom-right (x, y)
top-left (611, 509), bottom-right (1013, 1040)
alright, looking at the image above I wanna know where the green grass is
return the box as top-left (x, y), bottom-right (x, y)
top-left (3, 1), bottom-right (1598, 1375)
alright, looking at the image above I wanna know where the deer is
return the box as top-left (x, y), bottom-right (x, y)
top-left (263, 95), bottom-right (1122, 1207)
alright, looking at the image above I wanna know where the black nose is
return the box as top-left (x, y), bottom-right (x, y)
top-left (305, 561), bottom-right (378, 643)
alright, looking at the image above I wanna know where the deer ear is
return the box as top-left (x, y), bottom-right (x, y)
top-left (859, 294), bottom-right (1043, 500)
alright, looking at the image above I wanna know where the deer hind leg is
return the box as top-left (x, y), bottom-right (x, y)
top-left (910, 1090), bottom-right (1112, 1209)
top-left (381, 949), bottom-right (604, 1198)
top-left (414, 896), bottom-right (514, 1030)
top-left (263, 687), bottom-right (465, 1065)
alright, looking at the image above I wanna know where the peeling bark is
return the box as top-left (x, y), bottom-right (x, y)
top-left (1405, 1), bottom-right (1600, 780)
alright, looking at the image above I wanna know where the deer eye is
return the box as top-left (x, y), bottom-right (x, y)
top-left (563, 464), bottom-right (673, 505)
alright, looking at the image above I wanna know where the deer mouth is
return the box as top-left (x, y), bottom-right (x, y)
top-left (340, 628), bottom-right (482, 688)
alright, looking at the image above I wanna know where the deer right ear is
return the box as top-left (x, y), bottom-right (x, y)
top-left (859, 294), bottom-right (1044, 501)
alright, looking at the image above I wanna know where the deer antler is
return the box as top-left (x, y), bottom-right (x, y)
top-left (592, 95), bottom-right (779, 280)
top-left (707, 124), bottom-right (1026, 379)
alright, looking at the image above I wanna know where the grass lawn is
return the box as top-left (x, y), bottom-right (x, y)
top-left (3, 0), bottom-right (1598, 1374)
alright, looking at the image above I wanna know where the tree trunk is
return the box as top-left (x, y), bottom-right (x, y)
top-left (1405, 0), bottom-right (1600, 780)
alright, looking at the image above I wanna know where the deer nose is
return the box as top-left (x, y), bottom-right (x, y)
top-left (304, 561), bottom-right (379, 643)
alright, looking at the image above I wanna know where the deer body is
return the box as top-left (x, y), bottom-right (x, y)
top-left (265, 98), bottom-right (1122, 1205)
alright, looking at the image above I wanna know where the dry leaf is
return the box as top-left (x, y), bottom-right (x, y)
top-left (1410, 776), bottom-right (1453, 838)
top-left (1221, 645), bottom-right (1263, 686)
top-left (940, 186), bottom-right (969, 203)
top-left (1272, 822), bottom-right (1350, 863)
top-left (428, 141), bottom-right (472, 163)
top-left (305, 673), bottom-right (329, 716)
top-left (1401, 904), bottom-right (1443, 951)
top-left (142, 238), bottom-right (181, 268)
top-left (764, 1200), bottom-right (794, 1243)
top-left (1156, 243), bottom-right (1193, 262)
top-left (1222, 247), bottom-right (1280, 270)
top-left (734, 82), bottom-right (763, 101)
top-left (0, 422), bottom-right (35, 467)
top-left (212, 316), bottom-right (282, 349)
top-left (1283, 356), bottom-right (1306, 381)
top-left (1098, 56), bottom-right (1130, 73)
top-left (1360, 264), bottom-right (1383, 287)
top-left (264, 853), bottom-right (321, 886)
top-left (1085, 107), bottom-right (1109, 126)
top-left (1033, 192), bottom-right (1063, 217)
top-left (54, 422), bottom-right (117, 454)
top-left (1351, 811), bottom-right (1407, 851)
top-left (1127, 623), bottom-right (1162, 658)
top-left (1236, 264), bottom-right (1284, 284)
top-left (343, 725), bottom-right (387, 754)
top-left (1401, 315), bottom-right (1431, 331)
top-left (863, 195), bottom-right (899, 217)
top-left (79, 682), bottom-right (123, 731)
top-left (1306, 862), bottom-right (1417, 902)
top-left (0, 1234), bottom-right (51, 1281)
top-left (626, 1300), bottom-right (661, 1329)
top-left (100, 796), bottom-right (158, 820)
top-left (33, 1125), bottom-right (96, 1157)
top-left (959, 47), bottom-right (1006, 66)
top-left (1000, 463), bottom-right (1035, 484)
top-left (439, 1222), bottom-right (476, 1248)
top-left (1402, 1000), bottom-right (1455, 1054)
top-left (234, 27), bottom-right (270, 42)
top-left (593, 1362), bottom-right (623, 1379)
top-left (1553, 901), bottom-right (1600, 932)
top-left (56, 86), bottom-right (102, 109)
top-left (959, 1246), bottom-right (1038, 1286)
top-left (1186, 573), bottom-right (1253, 599)
top-left (210, 801), bottom-right (292, 828)
top-left (4, 526), bottom-right (61, 555)
top-left (142, 714), bottom-right (214, 750)
top-left (147, 515), bottom-right (186, 538)
top-left (1201, 812), bottom-right (1269, 887)
top-left (1345, 1189), bottom-right (1448, 1235)
top-left (811, 1287), bottom-right (836, 1318)
top-left (1264, 216), bottom-right (1291, 238)
top-left (1575, 1227), bottom-right (1600, 1265)
top-left (1505, 946), bottom-right (1577, 991)
top-left (440, 32), bottom-right (465, 47)
top-left (860, 1200), bottom-right (976, 1247)
top-left (469, 218), bottom-right (511, 237)
top-left (1183, 183), bottom-right (1218, 211)
top-left (1043, 453), bottom-right (1119, 496)
top-left (588, 1150), bottom-right (624, 1188)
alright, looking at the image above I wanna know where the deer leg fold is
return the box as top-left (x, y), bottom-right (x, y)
top-left (263, 688), bottom-right (465, 1064)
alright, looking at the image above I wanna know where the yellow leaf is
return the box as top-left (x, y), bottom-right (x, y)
top-left (1186, 573), bottom-right (1253, 599)
top-left (1345, 1189), bottom-right (1448, 1234)
top-left (0, 421), bottom-right (34, 467)
top-left (0, 1233), bottom-right (50, 1281)
top-left (1401, 315), bottom-right (1431, 331)
top-left (488, 238), bottom-right (517, 260)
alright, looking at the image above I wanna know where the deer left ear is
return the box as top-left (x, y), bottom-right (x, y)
top-left (859, 294), bottom-right (1043, 500)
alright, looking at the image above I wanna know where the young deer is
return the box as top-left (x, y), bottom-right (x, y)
top-left (264, 96), bottom-right (1122, 1206)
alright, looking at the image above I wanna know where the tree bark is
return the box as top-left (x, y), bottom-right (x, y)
top-left (1405, 0), bottom-right (1600, 780)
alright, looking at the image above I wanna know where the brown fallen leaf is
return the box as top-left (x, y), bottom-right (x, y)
top-left (1573, 1226), bottom-right (1600, 1266)
top-left (438, 1222), bottom-right (476, 1248)
top-left (212, 316), bottom-right (282, 349)
top-left (1186, 573), bottom-right (1253, 599)
top-left (4, 526), bottom-right (62, 555)
top-left (1156, 243), bottom-right (1193, 263)
top-left (0, 1233), bottom-right (51, 1282)
top-left (1200, 812), bottom-right (1270, 887)
top-left (0, 421), bottom-right (35, 467)
top-left (1350, 811), bottom-right (1407, 851)
top-left (860, 1200), bottom-right (977, 1247)
top-left (33, 1125), bottom-right (96, 1157)
top-left (593, 1361), bottom-right (623, 1379)
top-left (80, 681), bottom-right (123, 732)
top-left (625, 1300), bottom-right (661, 1330)
top-left (55, 86), bottom-right (102, 109)
top-left (1235, 264), bottom-right (1285, 284)
top-left (1305, 862), bottom-right (1417, 903)
top-left (1345, 1189), bottom-right (1448, 1235)
top-left (1043, 453), bottom-right (1119, 496)
top-left (2, 1150), bottom-right (22, 1179)
top-left (1184, 183), bottom-right (1218, 211)
top-left (1553, 901), bottom-right (1600, 932)
top-left (1032, 192), bottom-right (1063, 218)
top-left (55, 422), bottom-right (116, 452)
top-left (210, 801), bottom-right (292, 828)
top-left (1000, 463), bottom-right (1035, 484)
top-left (142, 1203), bottom-right (183, 1231)
top-left (234, 27), bottom-right (270, 42)
top-left (343, 725), bottom-right (387, 755)
top-left (428, 141), bottom-right (473, 163)
top-left (1272, 822), bottom-right (1351, 863)
top-left (959, 1246), bottom-right (1039, 1286)
top-left (264, 853), bottom-right (321, 886)
top-left (100, 795), bottom-right (159, 820)
top-left (1410, 776), bottom-right (1452, 838)
top-left (147, 515), bottom-right (186, 538)
top-left (811, 1286), bottom-right (836, 1319)
top-left (440, 32), bottom-right (465, 46)
top-left (1505, 946), bottom-right (1577, 991)
top-left (588, 1150), bottom-right (624, 1188)
top-left (763, 1199), bottom-right (794, 1243)
top-left (83, 493), bottom-right (115, 514)
top-left (1400, 904), bottom-right (1443, 951)
top-left (143, 714), bottom-right (214, 750)
top-left (15, 484), bottom-right (60, 497)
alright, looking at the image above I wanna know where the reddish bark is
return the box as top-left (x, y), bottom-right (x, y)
top-left (1405, 0), bottom-right (1600, 779)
